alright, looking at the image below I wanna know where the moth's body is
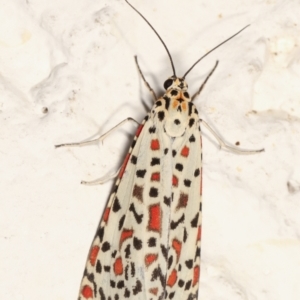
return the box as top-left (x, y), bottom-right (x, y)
top-left (79, 78), bottom-right (203, 300)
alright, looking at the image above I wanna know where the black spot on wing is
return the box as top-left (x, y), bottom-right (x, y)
top-left (133, 280), bottom-right (142, 295)
top-left (184, 179), bottom-right (191, 187)
top-left (131, 139), bottom-right (136, 149)
top-left (183, 228), bottom-right (188, 243)
top-left (168, 255), bottom-right (173, 269)
top-left (160, 245), bottom-right (168, 260)
top-left (97, 226), bottom-right (104, 242)
top-left (185, 260), bottom-right (193, 269)
top-left (185, 280), bottom-right (192, 290)
top-left (148, 237), bottom-right (156, 247)
top-left (149, 126), bottom-right (156, 134)
top-left (129, 203), bottom-right (143, 223)
top-left (178, 279), bottom-right (185, 287)
top-left (189, 134), bottom-right (196, 142)
top-left (131, 155), bottom-right (137, 164)
top-left (133, 237), bottom-right (142, 250)
top-left (96, 261), bottom-right (102, 273)
top-left (151, 158), bottom-right (160, 166)
top-left (102, 242), bottom-right (110, 252)
top-left (125, 244), bottom-right (131, 259)
top-left (158, 111), bottom-right (165, 121)
top-left (113, 197), bottom-right (121, 212)
top-left (118, 215), bottom-right (125, 230)
top-left (136, 169), bottom-right (146, 178)
top-left (149, 187), bottom-right (158, 197)
top-left (117, 280), bottom-right (125, 289)
top-left (189, 118), bottom-right (195, 127)
top-left (170, 214), bottom-right (185, 229)
top-left (104, 266), bottom-right (111, 272)
top-left (164, 196), bottom-right (171, 206)
top-left (124, 288), bottom-right (130, 298)
top-left (175, 163), bottom-right (183, 171)
top-left (191, 213), bottom-right (199, 227)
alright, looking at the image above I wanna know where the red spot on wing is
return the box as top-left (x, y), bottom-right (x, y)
top-left (167, 269), bottom-right (177, 287)
top-left (81, 285), bottom-right (93, 298)
top-left (197, 226), bottom-right (201, 241)
top-left (135, 124), bottom-right (144, 137)
top-left (172, 239), bottom-right (182, 262)
top-left (181, 146), bottom-right (189, 157)
top-left (89, 246), bottom-right (100, 266)
top-left (151, 139), bottom-right (160, 150)
top-left (151, 172), bottom-right (160, 181)
top-left (103, 207), bottom-right (110, 223)
top-left (149, 288), bottom-right (158, 295)
top-left (148, 204), bottom-right (161, 233)
top-left (119, 229), bottom-right (133, 249)
top-left (119, 153), bottom-right (130, 179)
top-left (145, 253), bottom-right (158, 267)
top-left (193, 265), bottom-right (200, 286)
top-left (172, 175), bottom-right (178, 187)
top-left (114, 257), bottom-right (123, 276)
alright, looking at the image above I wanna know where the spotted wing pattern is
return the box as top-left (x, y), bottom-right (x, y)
top-left (78, 78), bottom-right (203, 300)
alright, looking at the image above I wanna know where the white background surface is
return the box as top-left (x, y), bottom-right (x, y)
top-left (1, 0), bottom-right (300, 299)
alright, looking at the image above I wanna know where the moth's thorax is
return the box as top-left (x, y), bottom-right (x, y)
top-left (152, 77), bottom-right (198, 138)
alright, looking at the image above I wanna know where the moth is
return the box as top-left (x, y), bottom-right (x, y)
top-left (56, 1), bottom-right (263, 299)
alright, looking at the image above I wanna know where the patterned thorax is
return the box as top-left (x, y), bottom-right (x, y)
top-left (152, 77), bottom-right (198, 138)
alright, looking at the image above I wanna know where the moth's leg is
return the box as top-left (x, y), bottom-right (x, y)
top-left (200, 119), bottom-right (264, 154)
top-left (192, 61), bottom-right (219, 102)
top-left (55, 117), bottom-right (139, 184)
top-left (55, 117), bottom-right (139, 148)
top-left (135, 55), bottom-right (157, 102)
top-left (81, 167), bottom-right (121, 185)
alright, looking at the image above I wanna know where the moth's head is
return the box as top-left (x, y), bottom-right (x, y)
top-left (163, 76), bottom-right (188, 92)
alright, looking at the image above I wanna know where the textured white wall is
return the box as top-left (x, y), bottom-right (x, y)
top-left (1, 0), bottom-right (299, 299)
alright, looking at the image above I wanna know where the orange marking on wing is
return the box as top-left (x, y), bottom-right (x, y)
top-left (197, 226), bottom-right (201, 241)
top-left (182, 102), bottom-right (187, 111)
top-left (172, 239), bottom-right (182, 262)
top-left (89, 245), bottom-right (100, 266)
top-left (181, 146), bottom-right (189, 157)
top-left (151, 172), bottom-right (160, 181)
top-left (193, 265), bottom-right (200, 286)
top-left (167, 269), bottom-right (177, 287)
top-left (151, 139), bottom-right (160, 150)
top-left (119, 153), bottom-right (130, 179)
top-left (145, 253), bottom-right (158, 267)
top-left (119, 229), bottom-right (133, 249)
top-left (114, 257), bottom-right (123, 276)
top-left (149, 287), bottom-right (158, 295)
top-left (172, 175), bottom-right (178, 187)
top-left (103, 207), bottom-right (110, 223)
top-left (135, 124), bottom-right (144, 137)
top-left (148, 204), bottom-right (161, 232)
top-left (81, 285), bottom-right (93, 298)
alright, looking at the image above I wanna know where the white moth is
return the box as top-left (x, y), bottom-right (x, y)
top-left (56, 1), bottom-right (263, 299)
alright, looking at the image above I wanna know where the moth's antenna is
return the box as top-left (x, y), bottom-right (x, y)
top-left (183, 25), bottom-right (250, 79)
top-left (125, 0), bottom-right (176, 77)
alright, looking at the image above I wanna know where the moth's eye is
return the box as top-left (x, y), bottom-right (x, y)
top-left (163, 78), bottom-right (173, 90)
